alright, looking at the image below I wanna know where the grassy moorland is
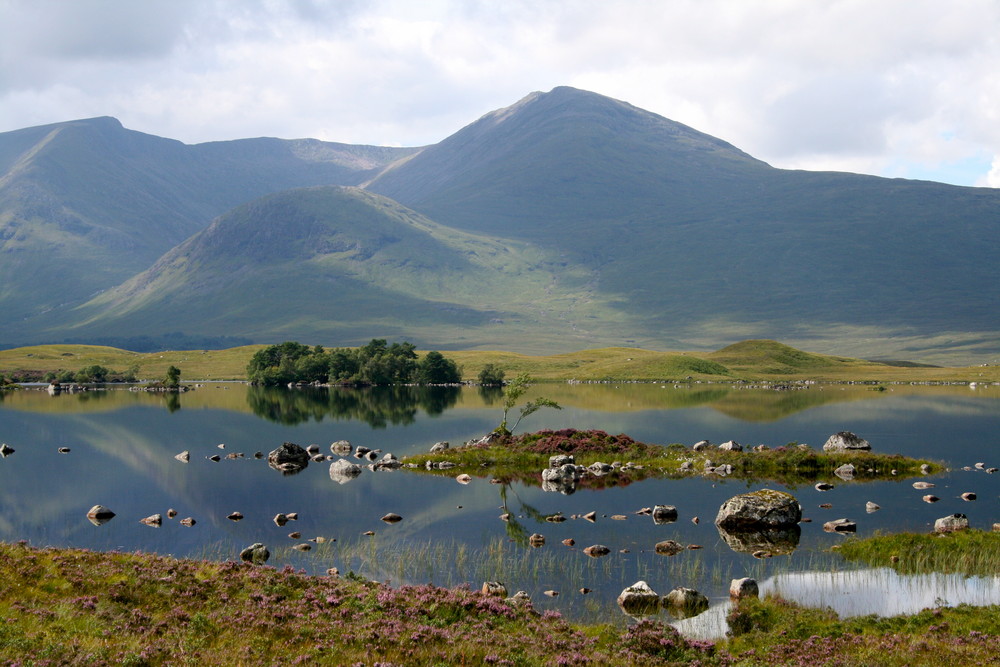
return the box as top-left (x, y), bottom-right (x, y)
top-left (1, 339), bottom-right (998, 384)
top-left (2, 541), bottom-right (998, 666)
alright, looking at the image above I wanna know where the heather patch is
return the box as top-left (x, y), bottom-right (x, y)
top-left (403, 429), bottom-right (940, 487)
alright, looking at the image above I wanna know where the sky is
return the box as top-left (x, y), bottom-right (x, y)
top-left (1, 0), bottom-right (998, 187)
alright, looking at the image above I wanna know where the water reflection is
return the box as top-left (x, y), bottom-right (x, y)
top-left (245, 385), bottom-right (460, 427)
top-left (672, 568), bottom-right (1000, 640)
top-left (716, 524), bottom-right (801, 555)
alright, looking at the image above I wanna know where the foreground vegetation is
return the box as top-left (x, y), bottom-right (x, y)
top-left (404, 428), bottom-right (941, 488)
top-left (2, 542), bottom-right (998, 666)
top-left (2, 339), bottom-right (999, 385)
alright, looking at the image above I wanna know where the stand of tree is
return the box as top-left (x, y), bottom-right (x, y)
top-left (247, 339), bottom-right (462, 386)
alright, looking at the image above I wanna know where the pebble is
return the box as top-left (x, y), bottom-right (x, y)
top-left (227, 512), bottom-right (243, 521)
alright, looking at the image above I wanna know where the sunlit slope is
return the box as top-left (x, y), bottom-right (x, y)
top-left (62, 186), bottom-right (623, 349)
top-left (4, 340), bottom-right (998, 384)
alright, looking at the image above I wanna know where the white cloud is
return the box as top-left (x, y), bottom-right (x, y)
top-left (0, 0), bottom-right (997, 186)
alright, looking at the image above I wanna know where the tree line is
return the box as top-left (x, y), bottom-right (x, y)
top-left (246, 339), bottom-right (462, 386)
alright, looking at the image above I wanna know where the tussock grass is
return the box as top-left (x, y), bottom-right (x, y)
top-left (725, 596), bottom-right (1000, 666)
top-left (835, 530), bottom-right (1000, 577)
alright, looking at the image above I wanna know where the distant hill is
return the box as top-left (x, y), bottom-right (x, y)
top-left (368, 87), bottom-right (1000, 361)
top-left (2, 88), bottom-right (999, 363)
top-left (64, 186), bottom-right (627, 350)
top-left (0, 117), bottom-right (416, 334)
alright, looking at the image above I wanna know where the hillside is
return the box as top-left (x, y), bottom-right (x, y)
top-left (0, 117), bottom-right (416, 340)
top-left (63, 186), bottom-right (623, 349)
top-left (2, 88), bottom-right (999, 363)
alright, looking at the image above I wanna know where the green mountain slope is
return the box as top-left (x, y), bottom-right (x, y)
top-left (368, 87), bottom-right (1000, 360)
top-left (64, 187), bottom-right (632, 349)
top-left (0, 117), bottom-right (416, 335)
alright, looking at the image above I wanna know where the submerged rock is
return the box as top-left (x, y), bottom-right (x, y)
top-left (730, 577), bottom-right (759, 599)
top-left (582, 544), bottom-right (611, 558)
top-left (330, 440), bottom-right (352, 455)
top-left (663, 587), bottom-right (709, 618)
top-left (823, 518), bottom-right (857, 533)
top-left (652, 505), bottom-right (678, 524)
top-left (139, 513), bottom-right (162, 527)
top-left (329, 458), bottom-right (363, 484)
top-left (86, 505), bottom-right (115, 526)
top-left (617, 581), bottom-right (660, 615)
top-left (654, 540), bottom-right (685, 556)
top-left (267, 442), bottom-right (310, 475)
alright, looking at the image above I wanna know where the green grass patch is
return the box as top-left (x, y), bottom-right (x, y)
top-left (835, 529), bottom-right (1000, 577)
top-left (402, 429), bottom-right (941, 487)
top-left (724, 595), bottom-right (1000, 665)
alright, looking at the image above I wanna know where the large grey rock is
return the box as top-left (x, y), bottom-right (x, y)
top-left (329, 458), bottom-right (363, 484)
top-left (719, 440), bottom-right (742, 452)
top-left (934, 513), bottom-right (969, 533)
top-left (663, 587), bottom-right (709, 616)
top-left (652, 504), bottom-right (678, 524)
top-left (617, 581), bottom-right (660, 615)
top-left (823, 431), bottom-right (871, 452)
top-left (239, 542), bottom-right (270, 565)
top-left (730, 578), bottom-right (759, 599)
top-left (268, 442), bottom-right (310, 474)
top-left (549, 454), bottom-right (574, 468)
top-left (715, 489), bottom-right (802, 529)
top-left (430, 441), bottom-right (450, 453)
top-left (541, 463), bottom-right (581, 495)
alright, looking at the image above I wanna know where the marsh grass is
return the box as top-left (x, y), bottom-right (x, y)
top-left (835, 530), bottom-right (1000, 577)
top-left (403, 429), bottom-right (941, 486)
top-left (724, 595), bottom-right (1000, 666)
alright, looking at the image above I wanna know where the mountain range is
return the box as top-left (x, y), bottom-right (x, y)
top-left (1, 86), bottom-right (998, 363)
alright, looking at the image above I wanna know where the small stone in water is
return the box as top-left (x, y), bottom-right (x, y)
top-left (227, 512), bottom-right (243, 521)
top-left (58, 447), bottom-right (71, 453)
top-left (583, 511), bottom-right (597, 522)
top-left (180, 517), bottom-right (195, 526)
top-left (961, 492), bottom-right (977, 501)
top-left (562, 538), bottom-right (575, 546)
top-left (273, 513), bottom-right (289, 526)
top-left (208, 454), bottom-right (221, 462)
top-left (166, 508), bottom-right (177, 518)
top-left (286, 512), bottom-right (299, 520)
top-left (288, 532), bottom-right (301, 539)
top-left (381, 513), bottom-right (402, 523)
top-left (544, 590), bottom-right (558, 597)
top-left (174, 451), bottom-right (189, 462)
top-left (292, 543), bottom-right (311, 552)
top-left (923, 495), bottom-right (940, 503)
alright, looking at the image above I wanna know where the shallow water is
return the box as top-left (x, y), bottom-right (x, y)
top-left (1, 381), bottom-right (998, 632)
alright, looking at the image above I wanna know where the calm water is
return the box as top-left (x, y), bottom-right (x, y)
top-left (1, 381), bottom-right (999, 634)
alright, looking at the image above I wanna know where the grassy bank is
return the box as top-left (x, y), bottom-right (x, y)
top-left (835, 529), bottom-right (1000, 577)
top-left (403, 429), bottom-right (941, 487)
top-left (2, 339), bottom-right (999, 383)
top-left (2, 542), bottom-right (998, 666)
